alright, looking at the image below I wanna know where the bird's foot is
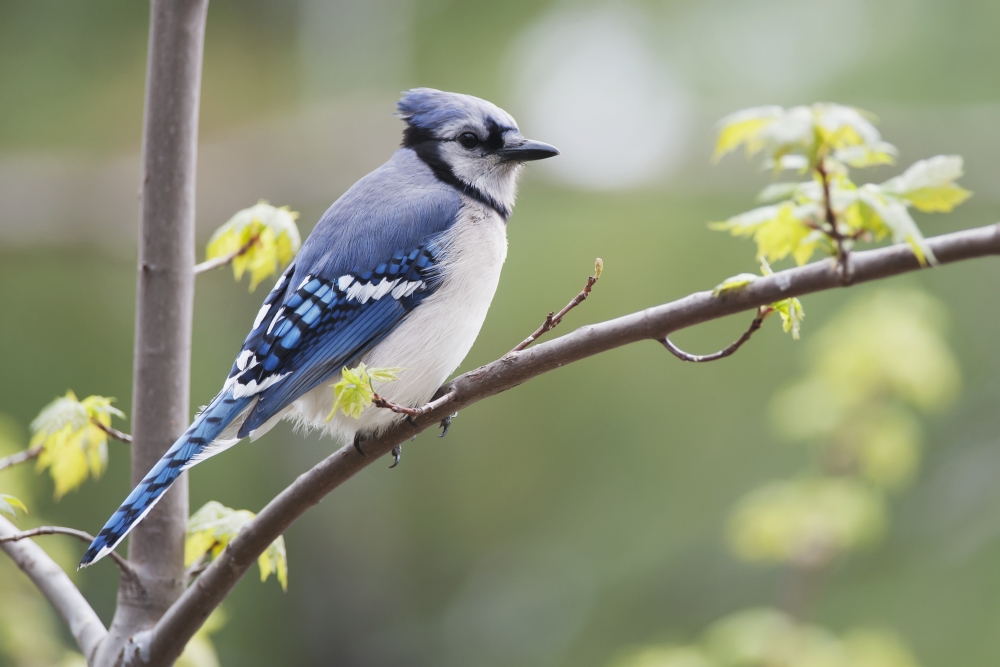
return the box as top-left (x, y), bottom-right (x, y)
top-left (353, 432), bottom-right (367, 457)
top-left (389, 445), bottom-right (402, 469)
top-left (438, 412), bottom-right (458, 438)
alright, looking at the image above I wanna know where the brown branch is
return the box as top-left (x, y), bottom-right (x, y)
top-left (129, 224), bottom-right (1000, 667)
top-left (91, 418), bottom-right (132, 444)
top-left (509, 259), bottom-right (602, 354)
top-left (0, 525), bottom-right (138, 582)
top-left (661, 306), bottom-right (771, 362)
top-left (96, 0), bottom-right (210, 665)
top-left (816, 159), bottom-right (853, 284)
top-left (0, 444), bottom-right (42, 472)
top-left (372, 390), bottom-right (458, 420)
top-left (0, 516), bottom-right (107, 663)
top-left (193, 229), bottom-right (261, 275)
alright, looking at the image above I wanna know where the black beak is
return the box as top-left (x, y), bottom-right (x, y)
top-left (497, 139), bottom-right (560, 162)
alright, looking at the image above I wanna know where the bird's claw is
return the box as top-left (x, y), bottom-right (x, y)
top-left (438, 412), bottom-right (458, 438)
top-left (406, 415), bottom-right (419, 427)
top-left (353, 433), bottom-right (367, 457)
top-left (389, 445), bottom-right (402, 468)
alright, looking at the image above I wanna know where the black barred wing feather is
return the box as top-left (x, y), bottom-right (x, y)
top-left (229, 242), bottom-right (443, 437)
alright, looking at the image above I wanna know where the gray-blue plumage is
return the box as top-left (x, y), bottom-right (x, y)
top-left (81, 88), bottom-right (558, 568)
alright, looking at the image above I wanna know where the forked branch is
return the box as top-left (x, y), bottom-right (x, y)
top-left (508, 258), bottom-right (603, 354)
top-left (661, 306), bottom-right (771, 362)
top-left (0, 525), bottom-right (138, 581)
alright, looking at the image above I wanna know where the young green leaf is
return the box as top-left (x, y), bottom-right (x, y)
top-left (713, 106), bottom-right (784, 161)
top-left (205, 201), bottom-right (301, 291)
top-left (0, 494), bottom-right (27, 523)
top-left (366, 367), bottom-right (405, 384)
top-left (773, 297), bottom-right (804, 340)
top-left (327, 364), bottom-right (375, 420)
top-left (258, 535), bottom-right (288, 591)
top-left (856, 186), bottom-right (937, 266)
top-left (881, 155), bottom-right (971, 213)
top-left (30, 392), bottom-right (125, 499)
top-left (712, 273), bottom-right (758, 297)
top-left (834, 142), bottom-right (897, 168)
top-left (712, 204), bottom-right (821, 266)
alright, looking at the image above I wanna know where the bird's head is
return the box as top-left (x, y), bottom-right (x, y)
top-left (397, 88), bottom-right (559, 218)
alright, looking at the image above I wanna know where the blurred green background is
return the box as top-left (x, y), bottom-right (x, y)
top-left (3, 1), bottom-right (1000, 666)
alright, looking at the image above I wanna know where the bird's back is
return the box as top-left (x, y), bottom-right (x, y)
top-left (290, 148), bottom-right (464, 287)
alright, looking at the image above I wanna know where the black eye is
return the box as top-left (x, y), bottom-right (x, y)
top-left (458, 132), bottom-right (479, 149)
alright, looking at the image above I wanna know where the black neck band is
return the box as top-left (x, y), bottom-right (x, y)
top-left (402, 126), bottom-right (510, 220)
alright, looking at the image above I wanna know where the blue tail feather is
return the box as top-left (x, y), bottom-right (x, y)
top-left (79, 392), bottom-right (252, 568)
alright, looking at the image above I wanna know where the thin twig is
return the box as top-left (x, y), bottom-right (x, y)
top-left (372, 389), bottom-right (459, 423)
top-left (0, 517), bottom-right (107, 663)
top-left (372, 393), bottom-right (423, 418)
top-left (0, 444), bottom-right (42, 472)
top-left (509, 259), bottom-right (603, 354)
top-left (91, 418), bottom-right (132, 443)
top-left (127, 224), bottom-right (1000, 667)
top-left (0, 526), bottom-right (138, 581)
top-left (661, 306), bottom-right (772, 362)
top-left (193, 230), bottom-right (261, 275)
top-left (816, 159), bottom-right (853, 284)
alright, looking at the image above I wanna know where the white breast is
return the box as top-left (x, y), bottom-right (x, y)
top-left (284, 201), bottom-right (508, 441)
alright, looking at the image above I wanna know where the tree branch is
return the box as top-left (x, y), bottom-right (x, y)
top-left (0, 516), bottom-right (107, 664)
top-left (1, 525), bottom-right (138, 581)
top-left (661, 306), bottom-right (771, 362)
top-left (0, 444), bottom-right (42, 472)
top-left (96, 0), bottom-right (209, 665)
top-left (91, 418), bottom-right (132, 444)
top-left (508, 259), bottom-right (602, 353)
top-left (129, 223), bottom-right (1000, 666)
top-left (192, 229), bottom-right (261, 275)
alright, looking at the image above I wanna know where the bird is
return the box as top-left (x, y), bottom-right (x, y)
top-left (79, 88), bottom-right (559, 567)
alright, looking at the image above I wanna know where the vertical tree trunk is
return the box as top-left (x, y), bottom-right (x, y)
top-left (96, 1), bottom-right (208, 664)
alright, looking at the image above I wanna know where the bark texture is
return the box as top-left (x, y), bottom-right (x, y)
top-left (95, 1), bottom-right (209, 665)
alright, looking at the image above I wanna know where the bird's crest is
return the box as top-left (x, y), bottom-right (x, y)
top-left (396, 88), bottom-right (518, 136)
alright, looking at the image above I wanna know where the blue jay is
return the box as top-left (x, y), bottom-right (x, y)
top-left (80, 89), bottom-right (558, 567)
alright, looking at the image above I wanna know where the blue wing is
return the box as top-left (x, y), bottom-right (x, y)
top-left (233, 240), bottom-right (444, 436)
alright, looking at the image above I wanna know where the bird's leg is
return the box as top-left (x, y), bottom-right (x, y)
top-left (438, 412), bottom-right (458, 438)
top-left (389, 445), bottom-right (402, 468)
top-left (353, 432), bottom-right (367, 457)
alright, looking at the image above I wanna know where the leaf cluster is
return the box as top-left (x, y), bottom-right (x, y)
top-left (325, 363), bottom-right (404, 420)
top-left (205, 201), bottom-right (301, 291)
top-left (29, 392), bottom-right (125, 499)
top-left (185, 501), bottom-right (288, 590)
top-left (712, 104), bottom-right (970, 269)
